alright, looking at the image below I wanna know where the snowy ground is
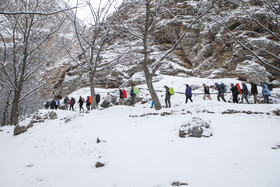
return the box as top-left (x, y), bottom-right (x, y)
top-left (1, 76), bottom-right (280, 187)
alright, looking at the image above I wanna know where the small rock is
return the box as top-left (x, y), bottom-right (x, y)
top-left (272, 110), bottom-right (280, 116)
top-left (97, 138), bottom-right (101, 144)
top-left (272, 145), bottom-right (280, 150)
top-left (48, 111), bottom-right (58, 120)
top-left (179, 130), bottom-right (187, 138)
top-left (95, 162), bottom-right (105, 168)
top-left (172, 181), bottom-right (188, 186)
top-left (246, 111), bottom-right (252, 114)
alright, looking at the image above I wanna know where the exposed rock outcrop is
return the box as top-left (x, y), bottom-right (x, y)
top-left (179, 117), bottom-right (213, 138)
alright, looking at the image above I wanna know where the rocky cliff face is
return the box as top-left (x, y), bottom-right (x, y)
top-left (54, 0), bottom-right (279, 98)
top-left (153, 0), bottom-right (280, 83)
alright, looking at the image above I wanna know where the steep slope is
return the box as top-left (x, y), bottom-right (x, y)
top-left (1, 76), bottom-right (280, 187)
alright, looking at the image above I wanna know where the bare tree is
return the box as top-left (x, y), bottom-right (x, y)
top-left (117, 0), bottom-right (214, 110)
top-left (64, 0), bottom-right (119, 110)
top-left (0, 0), bottom-right (72, 125)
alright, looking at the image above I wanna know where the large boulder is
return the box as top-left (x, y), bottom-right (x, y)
top-left (14, 125), bottom-right (28, 136)
top-left (179, 117), bottom-right (213, 138)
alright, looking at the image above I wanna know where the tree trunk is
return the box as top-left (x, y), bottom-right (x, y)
top-left (10, 88), bottom-right (21, 125)
top-left (89, 46), bottom-right (97, 110)
top-left (2, 90), bottom-right (12, 126)
top-left (143, 0), bottom-right (162, 110)
top-left (90, 70), bottom-right (97, 110)
top-left (145, 70), bottom-right (162, 110)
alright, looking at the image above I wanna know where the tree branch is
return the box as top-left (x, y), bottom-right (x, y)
top-left (0, 7), bottom-right (78, 16)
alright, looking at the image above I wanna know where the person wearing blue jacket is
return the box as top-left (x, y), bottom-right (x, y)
top-left (185, 84), bottom-right (193, 103)
top-left (241, 82), bottom-right (249, 104)
top-left (215, 83), bottom-right (226, 102)
top-left (261, 82), bottom-right (271, 103)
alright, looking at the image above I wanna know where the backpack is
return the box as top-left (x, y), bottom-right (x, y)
top-left (64, 97), bottom-right (69, 104)
top-left (96, 94), bottom-right (100, 103)
top-left (133, 86), bottom-right (138, 94)
top-left (236, 83), bottom-right (242, 94)
top-left (168, 87), bottom-right (174, 95)
top-left (268, 84), bottom-right (273, 91)
top-left (123, 90), bottom-right (127, 98)
top-left (221, 83), bottom-right (227, 93)
top-left (72, 98), bottom-right (75, 104)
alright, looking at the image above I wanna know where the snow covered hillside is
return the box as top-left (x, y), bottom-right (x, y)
top-left (1, 76), bottom-right (280, 187)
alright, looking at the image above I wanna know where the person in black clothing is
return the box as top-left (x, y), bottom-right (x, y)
top-left (185, 84), bottom-right (193, 103)
top-left (241, 82), bottom-right (249, 104)
top-left (55, 99), bottom-right (60, 110)
top-left (164, 85), bottom-right (171, 108)
top-left (63, 96), bottom-right (69, 110)
top-left (250, 82), bottom-right (259, 104)
top-left (50, 99), bottom-right (56, 109)
top-left (118, 89), bottom-right (124, 105)
top-left (203, 83), bottom-right (211, 100)
top-left (95, 94), bottom-right (100, 109)
top-left (78, 96), bottom-right (84, 112)
top-left (230, 84), bottom-right (239, 103)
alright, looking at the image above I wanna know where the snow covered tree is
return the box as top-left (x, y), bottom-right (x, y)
top-left (0, 0), bottom-right (72, 126)
top-left (64, 0), bottom-right (119, 110)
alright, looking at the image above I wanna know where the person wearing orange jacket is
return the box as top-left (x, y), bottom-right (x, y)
top-left (86, 96), bottom-right (91, 110)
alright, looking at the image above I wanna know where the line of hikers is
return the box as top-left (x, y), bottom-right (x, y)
top-left (215, 81), bottom-right (272, 104)
top-left (46, 81), bottom-right (273, 111)
top-left (49, 83), bottom-right (139, 111)
top-left (162, 81), bottom-right (273, 108)
top-left (61, 94), bottom-right (101, 111)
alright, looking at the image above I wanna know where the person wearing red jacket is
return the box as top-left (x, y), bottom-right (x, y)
top-left (69, 97), bottom-right (75, 111)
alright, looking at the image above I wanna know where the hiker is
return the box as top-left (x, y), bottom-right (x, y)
top-left (63, 96), bottom-right (69, 110)
top-left (78, 96), bottom-right (85, 111)
top-left (185, 84), bottom-right (193, 103)
top-left (241, 82), bottom-right (249, 104)
top-left (96, 94), bottom-right (100, 108)
top-left (86, 96), bottom-right (91, 110)
top-left (151, 101), bottom-right (154, 108)
top-left (55, 99), bottom-right (60, 110)
top-left (50, 99), bottom-right (56, 109)
top-left (215, 83), bottom-right (226, 102)
top-left (122, 89), bottom-right (127, 104)
top-left (69, 97), bottom-right (75, 111)
top-left (230, 83), bottom-right (239, 103)
top-left (250, 82), bottom-right (259, 104)
top-left (130, 83), bottom-right (138, 106)
top-left (105, 93), bottom-right (112, 108)
top-left (164, 85), bottom-right (171, 108)
top-left (261, 82), bottom-right (271, 103)
top-left (203, 83), bottom-right (211, 100)
top-left (118, 89), bottom-right (124, 105)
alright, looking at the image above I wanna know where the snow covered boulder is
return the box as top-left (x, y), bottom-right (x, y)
top-left (179, 117), bottom-right (212, 138)
top-left (14, 119), bottom-right (34, 136)
top-left (14, 125), bottom-right (28, 136)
